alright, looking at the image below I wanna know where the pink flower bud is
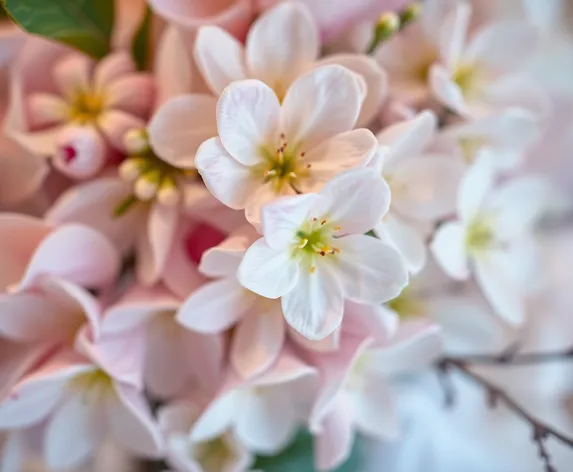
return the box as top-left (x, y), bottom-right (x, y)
top-left (53, 126), bottom-right (107, 180)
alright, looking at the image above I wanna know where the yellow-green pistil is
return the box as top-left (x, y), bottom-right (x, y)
top-left (293, 217), bottom-right (341, 273)
top-left (253, 133), bottom-right (311, 193)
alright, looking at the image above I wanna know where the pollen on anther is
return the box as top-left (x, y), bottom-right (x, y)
top-left (300, 152), bottom-right (306, 157)
top-left (310, 266), bottom-right (316, 273)
top-left (320, 219), bottom-right (327, 225)
top-left (334, 226), bottom-right (341, 231)
top-left (319, 250), bottom-right (326, 256)
top-left (306, 164), bottom-right (311, 169)
top-left (312, 217), bottom-right (317, 222)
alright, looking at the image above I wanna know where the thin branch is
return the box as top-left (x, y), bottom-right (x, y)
top-left (447, 346), bottom-right (573, 367)
top-left (438, 357), bottom-right (573, 472)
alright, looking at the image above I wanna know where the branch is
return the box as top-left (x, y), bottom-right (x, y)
top-left (438, 357), bottom-right (573, 472)
top-left (448, 346), bottom-right (573, 367)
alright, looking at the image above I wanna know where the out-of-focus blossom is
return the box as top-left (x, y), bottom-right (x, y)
top-left (431, 154), bottom-right (551, 324)
top-left (370, 110), bottom-right (463, 273)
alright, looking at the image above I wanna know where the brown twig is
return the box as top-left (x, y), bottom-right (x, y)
top-left (437, 356), bottom-right (573, 472)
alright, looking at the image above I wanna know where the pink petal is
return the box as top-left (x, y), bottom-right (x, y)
top-left (149, 94), bottom-right (218, 169)
top-left (102, 284), bottom-right (179, 335)
top-left (154, 26), bottom-right (193, 106)
top-left (150, 0), bottom-right (254, 40)
top-left (0, 214), bottom-right (52, 290)
top-left (0, 340), bottom-right (49, 401)
top-left (53, 53), bottom-right (93, 99)
top-left (246, 2), bottom-right (319, 96)
top-left (109, 382), bottom-right (164, 458)
top-left (231, 308), bottom-right (285, 379)
top-left (180, 330), bottom-right (225, 395)
top-left (194, 25), bottom-right (247, 95)
top-left (19, 224), bottom-right (120, 291)
top-left (313, 397), bottom-right (354, 472)
top-left (144, 203), bottom-right (180, 287)
top-left (94, 51), bottom-right (136, 92)
top-left (27, 93), bottom-right (69, 128)
top-left (177, 278), bottom-right (253, 333)
top-left (106, 73), bottom-right (155, 118)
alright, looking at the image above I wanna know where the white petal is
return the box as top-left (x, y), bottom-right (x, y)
top-left (430, 222), bottom-right (469, 279)
top-left (177, 278), bottom-right (254, 333)
top-left (390, 156), bottom-right (462, 220)
top-left (376, 110), bottom-right (437, 164)
top-left (281, 262), bottom-right (344, 340)
top-left (281, 65), bottom-right (363, 150)
top-left (149, 94), bottom-right (218, 168)
top-left (474, 257), bottom-right (526, 325)
top-left (466, 21), bottom-right (537, 74)
top-left (301, 129), bottom-right (378, 192)
top-left (194, 26), bottom-right (247, 96)
top-left (238, 238), bottom-right (299, 299)
top-left (319, 168), bottom-right (390, 234)
top-left (109, 383), bottom-right (163, 458)
top-left (198, 229), bottom-right (254, 277)
top-left (351, 379), bottom-right (399, 440)
top-left (313, 400), bottom-right (354, 472)
top-left (235, 388), bottom-right (298, 454)
top-left (318, 54), bottom-right (387, 127)
top-left (429, 65), bottom-right (469, 116)
top-left (44, 394), bottom-right (101, 470)
top-left (190, 389), bottom-right (238, 442)
top-left (195, 137), bottom-right (256, 210)
top-left (375, 214), bottom-right (426, 274)
top-left (336, 234), bottom-right (409, 303)
top-left (246, 2), bottom-right (319, 97)
top-left (231, 308), bottom-right (285, 379)
top-left (217, 79), bottom-right (280, 166)
top-left (261, 193), bottom-right (323, 250)
top-left (457, 153), bottom-right (497, 221)
top-left (439, 2), bottom-right (471, 71)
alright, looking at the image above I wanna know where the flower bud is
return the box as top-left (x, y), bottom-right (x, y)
top-left (123, 128), bottom-right (149, 155)
top-left (53, 125), bottom-right (106, 180)
top-left (119, 157), bottom-right (151, 182)
top-left (135, 169), bottom-right (162, 201)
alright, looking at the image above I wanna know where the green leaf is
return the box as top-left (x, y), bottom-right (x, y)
top-left (1, 0), bottom-right (114, 58)
top-left (132, 6), bottom-right (151, 71)
top-left (253, 431), bottom-right (367, 472)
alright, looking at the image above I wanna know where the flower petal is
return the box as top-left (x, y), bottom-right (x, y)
top-left (319, 168), bottom-right (390, 234)
top-left (97, 110), bottom-right (145, 152)
top-left (194, 26), bottom-right (247, 96)
top-left (301, 129), bottom-right (378, 192)
top-left (195, 137), bottom-right (256, 209)
top-left (238, 238), bottom-right (300, 299)
top-left (105, 73), bottom-right (154, 118)
top-left (261, 193), bottom-right (323, 250)
top-left (319, 54), bottom-right (387, 127)
top-left (430, 221), bottom-right (469, 279)
top-left (281, 261), bottom-right (344, 340)
top-left (231, 308), bottom-right (285, 379)
top-left (282, 65), bottom-right (363, 150)
top-left (190, 389), bottom-right (239, 442)
top-left (429, 64), bottom-right (469, 116)
top-left (217, 79), bottom-right (280, 166)
top-left (457, 152), bottom-right (497, 221)
top-left (20, 224), bottom-right (120, 290)
top-left (438, 2), bottom-right (471, 71)
top-left (336, 234), bottom-right (408, 303)
top-left (149, 94), bottom-right (218, 168)
top-left (177, 278), bottom-right (254, 333)
top-left (94, 51), bottom-right (135, 92)
top-left (145, 202), bottom-right (179, 286)
top-left (44, 394), bottom-right (101, 470)
top-left (246, 2), bottom-right (319, 97)
top-left (53, 53), bottom-right (93, 99)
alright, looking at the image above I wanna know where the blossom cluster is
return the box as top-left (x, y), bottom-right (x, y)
top-left (0, 0), bottom-right (570, 471)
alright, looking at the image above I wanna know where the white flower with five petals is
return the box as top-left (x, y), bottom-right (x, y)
top-left (195, 65), bottom-right (378, 225)
top-left (238, 168), bottom-right (409, 340)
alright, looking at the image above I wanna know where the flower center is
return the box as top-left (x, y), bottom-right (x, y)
top-left (466, 217), bottom-right (495, 254)
top-left (255, 134), bottom-right (311, 194)
top-left (294, 217), bottom-right (341, 272)
top-left (192, 436), bottom-right (233, 472)
top-left (453, 63), bottom-right (481, 96)
top-left (69, 91), bottom-right (104, 124)
top-left (68, 369), bottom-right (113, 403)
top-left (117, 130), bottom-right (199, 211)
top-left (387, 289), bottom-right (426, 318)
top-left (458, 137), bottom-right (486, 164)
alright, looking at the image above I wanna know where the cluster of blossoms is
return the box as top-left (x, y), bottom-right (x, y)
top-left (0, 0), bottom-right (571, 471)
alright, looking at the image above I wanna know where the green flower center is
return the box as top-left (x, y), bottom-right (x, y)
top-left (253, 134), bottom-right (311, 194)
top-left (68, 369), bottom-right (113, 403)
top-left (192, 436), bottom-right (233, 472)
top-left (293, 217), bottom-right (341, 272)
top-left (466, 217), bottom-right (495, 254)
